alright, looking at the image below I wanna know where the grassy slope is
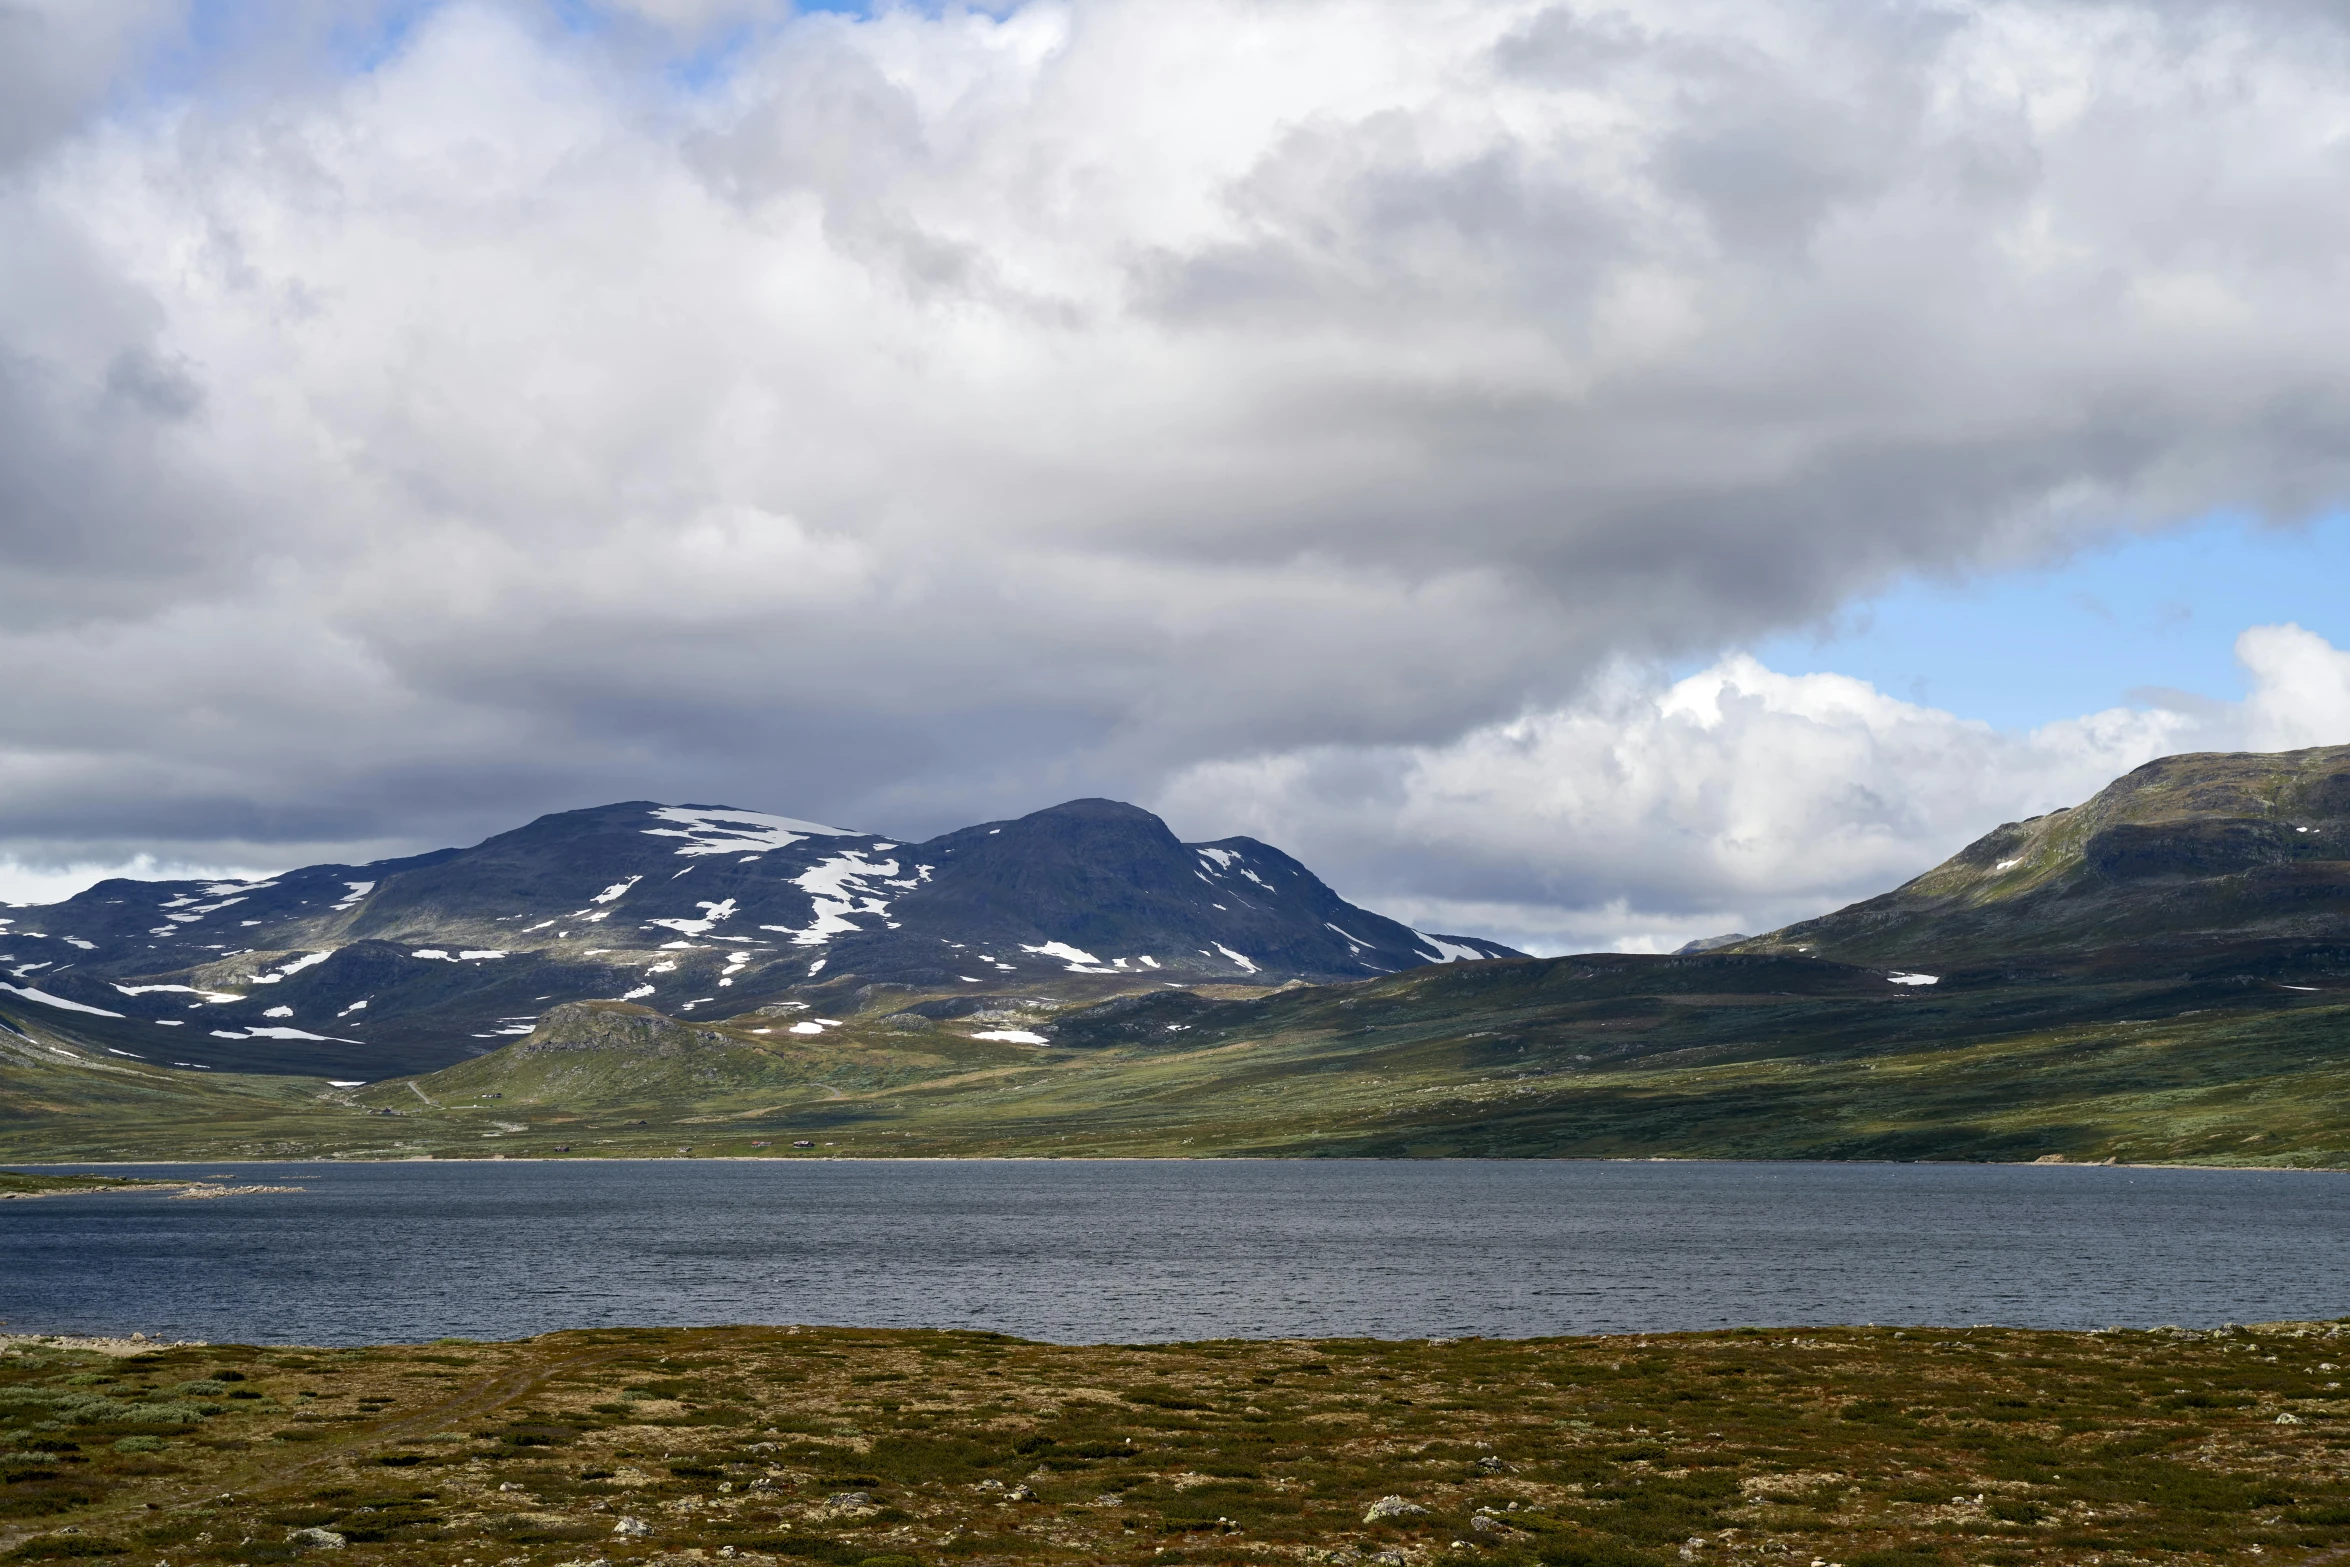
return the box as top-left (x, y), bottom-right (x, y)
top-left (0, 1027), bottom-right (360, 1162)
top-left (10, 1320), bottom-right (2350, 1567)
top-left (5, 960), bottom-right (2348, 1164)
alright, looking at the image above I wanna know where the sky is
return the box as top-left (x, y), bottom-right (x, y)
top-left (6, 0), bottom-right (2350, 954)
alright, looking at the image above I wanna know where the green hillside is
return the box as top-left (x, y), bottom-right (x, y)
top-left (6, 957), bottom-right (2348, 1166)
top-left (1740, 743), bottom-right (2350, 968)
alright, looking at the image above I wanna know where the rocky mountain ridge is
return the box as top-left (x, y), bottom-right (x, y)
top-left (0, 797), bottom-right (1517, 1079)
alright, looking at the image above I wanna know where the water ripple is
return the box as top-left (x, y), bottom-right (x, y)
top-left (4, 1159), bottom-right (2340, 1344)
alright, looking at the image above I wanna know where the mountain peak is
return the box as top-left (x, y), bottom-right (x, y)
top-left (1023, 797), bottom-right (1169, 825)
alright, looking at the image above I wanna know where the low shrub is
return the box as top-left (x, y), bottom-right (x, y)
top-left (3, 1538), bottom-right (129, 1561)
top-left (1123, 1388), bottom-right (1212, 1410)
top-left (733, 1534), bottom-right (864, 1563)
top-left (1532, 1533), bottom-right (1670, 1567)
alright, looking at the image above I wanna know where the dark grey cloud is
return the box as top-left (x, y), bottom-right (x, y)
top-left (5, 0), bottom-right (2350, 941)
top-left (0, 2), bottom-right (180, 170)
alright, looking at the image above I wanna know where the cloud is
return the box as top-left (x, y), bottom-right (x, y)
top-left (0, 853), bottom-right (279, 908)
top-left (1157, 625), bottom-right (2346, 955)
top-left (6, 0), bottom-right (2350, 933)
top-left (2240, 623), bottom-right (2350, 752)
top-left (590, 0), bottom-right (774, 30)
top-left (0, 0), bottom-right (180, 170)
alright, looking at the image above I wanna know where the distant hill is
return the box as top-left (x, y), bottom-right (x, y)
top-left (1737, 743), bottom-right (2350, 977)
top-left (1674, 933), bottom-right (1748, 954)
top-left (0, 798), bottom-right (1517, 1079)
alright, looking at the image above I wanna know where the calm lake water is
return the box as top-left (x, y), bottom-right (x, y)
top-left (2, 1159), bottom-right (2342, 1346)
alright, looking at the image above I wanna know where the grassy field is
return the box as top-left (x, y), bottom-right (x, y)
top-left (5, 1321), bottom-right (2350, 1566)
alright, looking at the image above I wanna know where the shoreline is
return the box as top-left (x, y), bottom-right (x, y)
top-left (3, 1317), bottom-right (2341, 1352)
top-left (0, 1331), bottom-right (207, 1355)
top-left (7, 1152), bottom-right (2343, 1170)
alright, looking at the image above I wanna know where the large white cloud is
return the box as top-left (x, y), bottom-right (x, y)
top-left (6, 0), bottom-right (2350, 934)
top-left (2241, 623), bottom-right (2350, 752)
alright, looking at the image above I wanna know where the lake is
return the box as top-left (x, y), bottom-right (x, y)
top-left (3, 1159), bottom-right (2341, 1345)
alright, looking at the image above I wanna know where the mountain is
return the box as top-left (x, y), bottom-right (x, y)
top-left (1737, 743), bottom-right (2350, 978)
top-left (8, 745), bottom-right (2350, 1170)
top-left (1674, 932), bottom-right (1748, 954)
top-left (0, 798), bottom-right (1518, 1079)
top-left (306, 743), bottom-right (2350, 1165)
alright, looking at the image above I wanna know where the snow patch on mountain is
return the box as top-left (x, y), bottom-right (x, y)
top-left (643, 806), bottom-right (860, 856)
top-left (254, 951), bottom-right (332, 984)
top-left (1022, 941), bottom-right (1104, 970)
top-left (1414, 933), bottom-right (1487, 963)
top-left (1, 984), bottom-right (124, 1017)
top-left (213, 1025), bottom-right (360, 1043)
top-left (764, 852), bottom-right (898, 946)
top-left (648, 898), bottom-right (739, 937)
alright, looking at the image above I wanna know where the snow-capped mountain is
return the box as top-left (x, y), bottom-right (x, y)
top-left (0, 798), bottom-right (1519, 1078)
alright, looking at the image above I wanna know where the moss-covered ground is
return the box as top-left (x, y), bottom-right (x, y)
top-left (6, 1323), bottom-right (2350, 1566)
